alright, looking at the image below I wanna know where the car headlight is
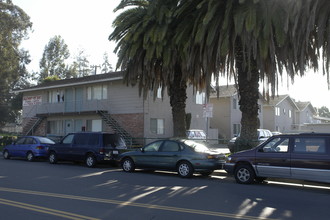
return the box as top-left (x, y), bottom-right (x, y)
top-left (227, 156), bottom-right (232, 162)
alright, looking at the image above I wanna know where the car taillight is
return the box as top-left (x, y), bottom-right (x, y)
top-left (99, 148), bottom-right (105, 154)
top-left (36, 146), bottom-right (44, 150)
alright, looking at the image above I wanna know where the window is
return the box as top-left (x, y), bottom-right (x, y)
top-left (161, 141), bottom-right (180, 152)
top-left (150, 118), bottom-right (165, 134)
top-left (47, 120), bottom-right (63, 135)
top-left (233, 124), bottom-right (241, 137)
top-left (48, 90), bottom-right (64, 103)
top-left (144, 141), bottom-right (162, 152)
top-left (62, 134), bottom-right (74, 144)
top-left (233, 98), bottom-right (237, 110)
top-left (275, 107), bottom-right (280, 116)
top-left (289, 110), bottom-right (292, 118)
top-left (293, 138), bottom-right (326, 154)
top-left (157, 87), bottom-right (162, 99)
top-left (195, 91), bottom-right (205, 105)
top-left (87, 85), bottom-right (107, 100)
top-left (283, 108), bottom-right (286, 115)
top-left (261, 137), bottom-right (289, 153)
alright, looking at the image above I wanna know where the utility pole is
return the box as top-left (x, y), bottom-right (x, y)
top-left (90, 65), bottom-right (101, 75)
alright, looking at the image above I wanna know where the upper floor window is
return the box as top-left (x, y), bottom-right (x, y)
top-left (196, 91), bottom-right (205, 105)
top-left (87, 85), bottom-right (107, 100)
top-left (48, 90), bottom-right (64, 103)
top-left (275, 107), bottom-right (280, 116)
top-left (289, 110), bottom-right (292, 118)
top-left (233, 98), bottom-right (237, 110)
top-left (157, 87), bottom-right (162, 99)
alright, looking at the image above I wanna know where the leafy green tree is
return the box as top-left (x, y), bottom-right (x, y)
top-left (101, 52), bottom-right (113, 73)
top-left (110, 0), bottom-right (192, 137)
top-left (39, 35), bottom-right (70, 81)
top-left (75, 48), bottom-right (91, 77)
top-left (175, 0), bottom-right (330, 151)
top-left (318, 106), bottom-right (330, 118)
top-left (0, 0), bottom-right (32, 126)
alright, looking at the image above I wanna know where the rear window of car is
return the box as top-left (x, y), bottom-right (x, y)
top-left (36, 137), bottom-right (55, 144)
top-left (103, 134), bottom-right (125, 148)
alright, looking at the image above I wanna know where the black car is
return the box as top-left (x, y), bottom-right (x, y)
top-left (225, 133), bottom-right (330, 184)
top-left (47, 132), bottom-right (126, 167)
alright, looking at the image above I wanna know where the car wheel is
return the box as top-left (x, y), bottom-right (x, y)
top-left (200, 171), bottom-right (213, 176)
top-left (234, 164), bottom-right (255, 184)
top-left (177, 161), bottom-right (193, 178)
top-left (49, 152), bottom-right (58, 164)
top-left (3, 150), bottom-right (10, 159)
top-left (85, 154), bottom-right (96, 168)
top-left (26, 151), bottom-right (34, 162)
top-left (122, 158), bottom-right (135, 172)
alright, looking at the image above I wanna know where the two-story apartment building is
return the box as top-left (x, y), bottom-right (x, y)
top-left (17, 72), bottom-right (209, 144)
top-left (209, 85), bottom-right (265, 139)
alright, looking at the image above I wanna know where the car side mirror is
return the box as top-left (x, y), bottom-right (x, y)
top-left (140, 148), bottom-right (144, 153)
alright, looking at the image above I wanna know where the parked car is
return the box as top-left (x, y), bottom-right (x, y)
top-left (227, 129), bottom-right (273, 153)
top-left (118, 139), bottom-right (226, 178)
top-left (47, 132), bottom-right (126, 167)
top-left (186, 129), bottom-right (207, 140)
top-left (3, 136), bottom-right (55, 161)
top-left (225, 133), bottom-right (330, 184)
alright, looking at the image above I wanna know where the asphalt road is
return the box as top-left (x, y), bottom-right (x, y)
top-left (0, 157), bottom-right (329, 220)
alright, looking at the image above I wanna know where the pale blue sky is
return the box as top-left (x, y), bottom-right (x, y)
top-left (12, 0), bottom-right (330, 109)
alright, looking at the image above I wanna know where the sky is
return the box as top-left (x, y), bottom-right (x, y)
top-left (12, 0), bottom-right (330, 110)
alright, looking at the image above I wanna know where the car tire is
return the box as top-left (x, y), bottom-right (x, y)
top-left (26, 151), bottom-right (34, 162)
top-left (49, 151), bottom-right (58, 164)
top-left (177, 161), bottom-right (194, 178)
top-left (3, 150), bottom-right (10, 159)
top-left (234, 164), bottom-right (255, 184)
top-left (85, 154), bottom-right (96, 168)
top-left (122, 158), bottom-right (135, 172)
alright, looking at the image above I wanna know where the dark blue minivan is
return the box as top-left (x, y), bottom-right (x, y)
top-left (47, 132), bottom-right (126, 167)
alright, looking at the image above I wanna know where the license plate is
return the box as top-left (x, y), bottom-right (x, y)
top-left (113, 150), bottom-right (119, 154)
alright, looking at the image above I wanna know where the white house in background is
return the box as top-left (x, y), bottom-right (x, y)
top-left (17, 72), bottom-right (214, 145)
top-left (209, 85), bottom-right (265, 140)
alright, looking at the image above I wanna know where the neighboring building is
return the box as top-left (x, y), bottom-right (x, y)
top-left (17, 72), bottom-right (210, 144)
top-left (294, 101), bottom-right (317, 129)
top-left (209, 85), bottom-right (265, 140)
top-left (263, 95), bottom-right (299, 133)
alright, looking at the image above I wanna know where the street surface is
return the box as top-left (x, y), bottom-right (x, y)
top-left (0, 157), bottom-right (329, 220)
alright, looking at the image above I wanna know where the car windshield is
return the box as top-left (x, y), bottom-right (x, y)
top-left (183, 140), bottom-right (210, 153)
top-left (36, 137), bottom-right (55, 144)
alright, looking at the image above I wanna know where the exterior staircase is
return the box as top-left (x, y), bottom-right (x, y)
top-left (24, 116), bottom-right (45, 135)
top-left (97, 110), bottom-right (135, 146)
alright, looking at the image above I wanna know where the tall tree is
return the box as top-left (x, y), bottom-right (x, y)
top-left (39, 35), bottom-right (70, 81)
top-left (101, 52), bottom-right (113, 73)
top-left (74, 48), bottom-right (91, 77)
top-left (176, 0), bottom-right (330, 151)
top-left (0, 0), bottom-right (32, 126)
top-left (110, 0), bottom-right (196, 137)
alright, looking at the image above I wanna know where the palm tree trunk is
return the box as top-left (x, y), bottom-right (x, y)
top-left (235, 43), bottom-right (260, 151)
top-left (169, 64), bottom-right (187, 137)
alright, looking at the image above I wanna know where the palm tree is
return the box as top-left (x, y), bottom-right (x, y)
top-left (109, 0), bottom-right (207, 137)
top-left (175, 0), bottom-right (330, 151)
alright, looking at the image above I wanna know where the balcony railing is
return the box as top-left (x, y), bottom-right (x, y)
top-left (24, 100), bottom-right (109, 117)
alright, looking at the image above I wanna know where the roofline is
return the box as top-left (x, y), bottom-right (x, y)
top-left (15, 76), bottom-right (123, 93)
